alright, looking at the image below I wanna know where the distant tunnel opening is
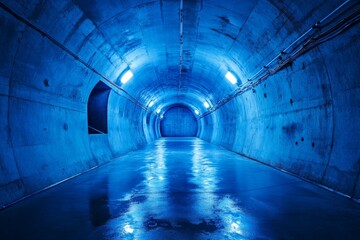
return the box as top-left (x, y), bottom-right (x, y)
top-left (160, 105), bottom-right (198, 137)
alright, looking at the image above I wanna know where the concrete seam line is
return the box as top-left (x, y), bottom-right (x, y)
top-left (0, 2), bottom-right (151, 113)
top-left (0, 165), bottom-right (99, 210)
top-left (316, 48), bottom-right (336, 189)
top-left (198, 0), bottom-right (360, 119)
top-left (5, 19), bottom-right (27, 198)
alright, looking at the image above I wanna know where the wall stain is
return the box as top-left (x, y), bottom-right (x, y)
top-left (283, 122), bottom-right (303, 138)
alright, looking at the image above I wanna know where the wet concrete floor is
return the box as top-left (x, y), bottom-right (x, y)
top-left (1, 137), bottom-right (360, 239)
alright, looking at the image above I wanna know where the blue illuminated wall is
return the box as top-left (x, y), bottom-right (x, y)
top-left (0, 0), bottom-right (359, 207)
top-left (160, 106), bottom-right (198, 137)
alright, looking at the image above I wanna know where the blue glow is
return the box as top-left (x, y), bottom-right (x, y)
top-left (225, 71), bottom-right (237, 84)
top-left (160, 106), bottom-right (198, 136)
top-left (123, 224), bottom-right (134, 234)
top-left (194, 109), bottom-right (199, 115)
top-left (148, 101), bottom-right (154, 107)
top-left (156, 108), bottom-right (161, 114)
top-left (203, 102), bottom-right (210, 108)
top-left (121, 70), bottom-right (133, 84)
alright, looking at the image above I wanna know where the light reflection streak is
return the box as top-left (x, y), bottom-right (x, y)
top-left (190, 139), bottom-right (218, 217)
top-left (100, 139), bottom-right (249, 239)
top-left (115, 140), bottom-right (169, 239)
top-left (190, 139), bottom-right (246, 239)
top-left (123, 224), bottom-right (134, 234)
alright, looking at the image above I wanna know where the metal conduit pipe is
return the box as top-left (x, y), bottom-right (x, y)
top-left (198, 0), bottom-right (360, 119)
top-left (248, 0), bottom-right (353, 82)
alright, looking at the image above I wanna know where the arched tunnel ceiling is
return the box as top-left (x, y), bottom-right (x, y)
top-left (3, 0), bottom-right (347, 111)
top-left (1, 0), bottom-right (360, 209)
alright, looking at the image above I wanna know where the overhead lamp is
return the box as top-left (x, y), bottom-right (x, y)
top-left (148, 101), bottom-right (154, 107)
top-left (203, 102), bottom-right (210, 108)
top-left (225, 71), bottom-right (237, 84)
top-left (120, 70), bottom-right (133, 84)
top-left (194, 109), bottom-right (199, 115)
top-left (156, 108), bottom-right (161, 114)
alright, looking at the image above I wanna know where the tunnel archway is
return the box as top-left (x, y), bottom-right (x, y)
top-left (0, 0), bottom-right (359, 212)
top-left (160, 105), bottom-right (198, 137)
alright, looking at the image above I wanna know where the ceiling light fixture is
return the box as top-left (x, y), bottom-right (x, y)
top-left (225, 71), bottom-right (237, 84)
top-left (121, 70), bottom-right (133, 84)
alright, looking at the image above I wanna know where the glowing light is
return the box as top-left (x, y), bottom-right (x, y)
top-left (156, 108), bottom-right (161, 114)
top-left (225, 71), bottom-right (237, 84)
top-left (148, 101), bottom-right (154, 107)
top-left (121, 70), bottom-right (133, 84)
top-left (203, 102), bottom-right (210, 108)
top-left (230, 222), bottom-right (243, 235)
top-left (123, 224), bottom-right (134, 234)
top-left (194, 109), bottom-right (199, 115)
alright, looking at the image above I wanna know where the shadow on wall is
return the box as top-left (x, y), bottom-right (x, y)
top-left (160, 105), bottom-right (198, 137)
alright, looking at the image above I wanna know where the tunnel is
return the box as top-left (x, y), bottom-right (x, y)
top-left (0, 0), bottom-right (360, 239)
top-left (160, 104), bottom-right (198, 137)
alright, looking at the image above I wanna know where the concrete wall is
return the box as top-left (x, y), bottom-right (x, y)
top-left (199, 25), bottom-right (360, 199)
top-left (0, 4), bottom-right (154, 207)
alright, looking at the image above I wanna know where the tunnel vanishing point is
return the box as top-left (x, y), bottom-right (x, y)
top-left (0, 0), bottom-right (360, 239)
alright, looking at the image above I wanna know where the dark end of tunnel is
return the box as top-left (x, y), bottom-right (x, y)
top-left (160, 105), bottom-right (198, 137)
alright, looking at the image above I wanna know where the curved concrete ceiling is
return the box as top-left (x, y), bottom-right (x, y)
top-left (2, 0), bottom-right (347, 111)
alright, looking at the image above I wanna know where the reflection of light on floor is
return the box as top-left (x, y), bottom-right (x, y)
top-left (190, 140), bottom-right (218, 218)
top-left (109, 139), bottom-right (248, 239)
top-left (191, 140), bottom-right (247, 238)
top-left (123, 224), bottom-right (134, 234)
top-left (120, 193), bottom-right (132, 201)
top-left (230, 221), bottom-right (243, 235)
top-left (117, 141), bottom-right (170, 239)
top-left (217, 196), bottom-right (246, 238)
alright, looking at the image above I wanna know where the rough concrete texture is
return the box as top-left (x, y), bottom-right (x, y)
top-left (160, 106), bottom-right (198, 137)
top-left (199, 15), bottom-right (360, 198)
top-left (0, 0), bottom-right (359, 207)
